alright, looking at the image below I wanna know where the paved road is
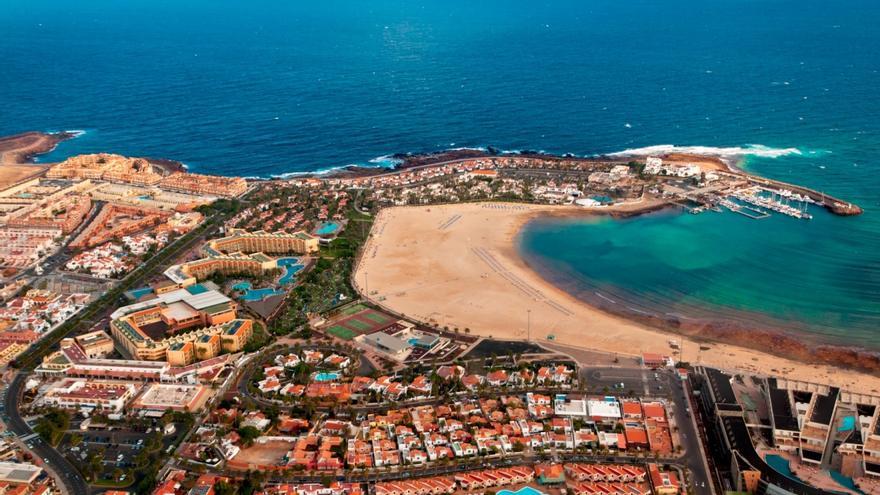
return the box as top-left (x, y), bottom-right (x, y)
top-left (2, 372), bottom-right (91, 495)
top-left (2, 214), bottom-right (226, 494)
top-left (666, 373), bottom-right (713, 493)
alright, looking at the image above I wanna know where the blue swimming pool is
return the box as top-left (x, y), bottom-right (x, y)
top-left (278, 257), bottom-right (305, 285)
top-left (315, 221), bottom-right (340, 236)
top-left (829, 470), bottom-right (866, 494)
top-left (313, 372), bottom-right (340, 382)
top-left (839, 416), bottom-right (856, 432)
top-left (232, 281), bottom-right (252, 291)
top-left (240, 287), bottom-right (284, 302)
top-left (765, 454), bottom-right (801, 481)
top-left (128, 287), bottom-right (154, 300)
top-left (185, 283), bottom-right (210, 295)
top-left (497, 487), bottom-right (546, 495)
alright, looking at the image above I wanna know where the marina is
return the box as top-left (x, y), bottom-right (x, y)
top-left (732, 187), bottom-right (813, 220)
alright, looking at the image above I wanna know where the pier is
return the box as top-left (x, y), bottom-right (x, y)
top-left (717, 198), bottom-right (770, 219)
top-left (732, 187), bottom-right (812, 220)
top-left (742, 175), bottom-right (862, 216)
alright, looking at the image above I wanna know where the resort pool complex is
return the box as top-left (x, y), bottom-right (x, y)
top-left (232, 281), bottom-right (252, 291)
top-left (278, 257), bottom-right (305, 285)
top-left (240, 287), bottom-right (284, 302)
top-left (497, 488), bottom-right (546, 495)
top-left (315, 221), bottom-right (341, 236)
top-left (313, 372), bottom-right (341, 382)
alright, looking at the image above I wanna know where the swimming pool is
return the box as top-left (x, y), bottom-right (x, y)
top-left (240, 287), bottom-right (284, 302)
top-left (278, 257), bottom-right (305, 285)
top-left (839, 415), bottom-right (856, 432)
top-left (313, 372), bottom-right (340, 382)
top-left (127, 287), bottom-right (153, 300)
top-left (497, 487), bottom-right (546, 495)
top-left (765, 454), bottom-right (801, 481)
top-left (829, 469), bottom-right (866, 494)
top-left (315, 221), bottom-right (341, 236)
top-left (232, 281), bottom-right (252, 291)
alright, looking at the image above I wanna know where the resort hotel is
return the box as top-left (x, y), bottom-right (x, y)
top-left (109, 284), bottom-right (252, 363)
top-left (164, 229), bottom-right (319, 287)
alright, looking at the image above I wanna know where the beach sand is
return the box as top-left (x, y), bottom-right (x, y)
top-left (0, 132), bottom-right (60, 190)
top-left (354, 202), bottom-right (880, 395)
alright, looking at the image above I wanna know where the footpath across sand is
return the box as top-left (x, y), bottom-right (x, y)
top-left (354, 202), bottom-right (880, 395)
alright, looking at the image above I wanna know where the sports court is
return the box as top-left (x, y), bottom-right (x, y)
top-left (323, 306), bottom-right (396, 340)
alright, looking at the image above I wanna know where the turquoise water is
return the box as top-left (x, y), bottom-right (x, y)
top-left (185, 284), bottom-right (210, 295)
top-left (278, 258), bottom-right (305, 285)
top-left (839, 416), bottom-right (856, 432)
top-left (498, 488), bottom-right (546, 495)
top-left (829, 470), bottom-right (866, 494)
top-left (315, 222), bottom-right (341, 236)
top-left (313, 372), bottom-right (340, 382)
top-left (765, 455), bottom-right (800, 481)
top-left (127, 287), bottom-right (153, 300)
top-left (232, 281), bottom-right (252, 291)
top-left (240, 288), bottom-right (284, 302)
top-left (3, 0), bottom-right (879, 349)
top-left (520, 197), bottom-right (880, 349)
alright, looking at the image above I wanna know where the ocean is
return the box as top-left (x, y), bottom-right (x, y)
top-left (2, 0), bottom-right (879, 348)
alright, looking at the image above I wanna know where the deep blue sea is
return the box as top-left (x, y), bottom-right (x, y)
top-left (2, 0), bottom-right (879, 348)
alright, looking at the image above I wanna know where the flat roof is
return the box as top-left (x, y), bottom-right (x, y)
top-left (0, 461), bottom-right (42, 483)
top-left (587, 399), bottom-right (621, 418)
top-left (365, 332), bottom-right (410, 353)
top-left (811, 387), bottom-right (839, 425)
top-left (705, 368), bottom-right (738, 406)
top-left (767, 378), bottom-right (799, 432)
top-left (163, 301), bottom-right (200, 321)
top-left (111, 288), bottom-right (231, 320)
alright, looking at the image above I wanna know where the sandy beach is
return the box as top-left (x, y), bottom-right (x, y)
top-left (354, 202), bottom-right (880, 395)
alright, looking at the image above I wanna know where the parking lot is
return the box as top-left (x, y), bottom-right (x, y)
top-left (59, 422), bottom-right (182, 482)
top-left (583, 366), bottom-right (674, 398)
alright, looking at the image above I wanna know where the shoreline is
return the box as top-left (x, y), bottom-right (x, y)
top-left (5, 130), bottom-right (861, 216)
top-left (516, 214), bottom-right (880, 370)
top-left (354, 202), bottom-right (880, 395)
top-left (0, 131), bottom-right (77, 165)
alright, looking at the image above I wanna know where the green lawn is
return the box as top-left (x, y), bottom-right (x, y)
top-left (327, 325), bottom-right (357, 340)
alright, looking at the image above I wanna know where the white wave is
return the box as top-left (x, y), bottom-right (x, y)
top-left (367, 154), bottom-right (403, 167)
top-left (447, 146), bottom-right (488, 152)
top-left (606, 144), bottom-right (803, 159)
top-left (272, 163), bottom-right (362, 179)
top-left (63, 129), bottom-right (87, 138)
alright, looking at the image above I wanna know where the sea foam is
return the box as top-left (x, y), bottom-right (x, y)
top-left (606, 144), bottom-right (802, 159)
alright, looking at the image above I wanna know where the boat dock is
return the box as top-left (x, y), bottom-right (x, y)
top-left (717, 198), bottom-right (770, 219)
top-left (732, 188), bottom-right (812, 220)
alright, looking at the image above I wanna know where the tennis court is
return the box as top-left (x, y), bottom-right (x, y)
top-left (338, 303), bottom-right (369, 317)
top-left (323, 306), bottom-right (398, 339)
top-left (364, 311), bottom-right (393, 324)
top-left (327, 325), bottom-right (357, 340)
top-left (346, 318), bottom-right (373, 332)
